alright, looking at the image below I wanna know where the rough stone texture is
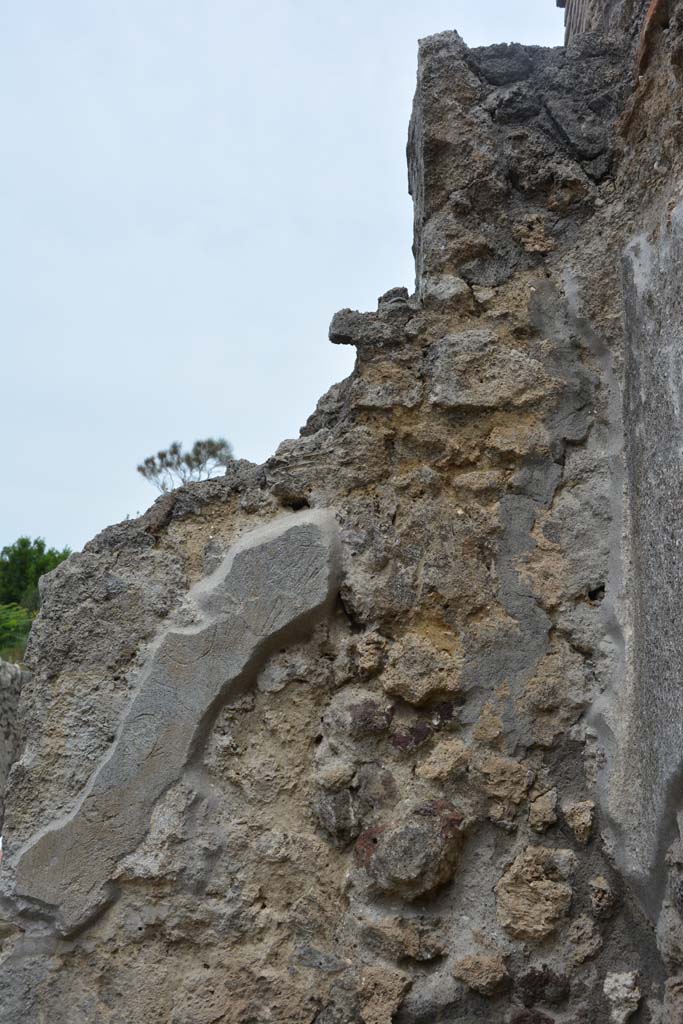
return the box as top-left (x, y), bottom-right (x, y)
top-left (495, 845), bottom-right (576, 940)
top-left (452, 951), bottom-right (509, 995)
top-left (558, 0), bottom-right (653, 45)
top-left (558, 0), bottom-right (603, 42)
top-left (14, 510), bottom-right (340, 934)
top-left (1, 0), bottom-right (683, 1019)
top-left (564, 798), bottom-right (595, 844)
top-left (529, 787), bottom-right (558, 832)
top-left (598, 201), bottom-right (683, 915)
top-left (379, 633), bottom-right (462, 705)
top-left (354, 800), bottom-right (466, 900)
top-left (516, 963), bottom-right (570, 1007)
top-left (0, 661), bottom-right (27, 830)
top-left (358, 966), bottom-right (411, 1024)
top-left (603, 971), bottom-right (642, 1023)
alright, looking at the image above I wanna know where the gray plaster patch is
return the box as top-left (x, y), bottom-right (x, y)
top-left (13, 509), bottom-right (340, 933)
top-left (596, 203), bottom-right (683, 917)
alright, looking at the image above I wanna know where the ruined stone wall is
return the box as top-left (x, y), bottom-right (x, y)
top-left (0, 661), bottom-right (27, 830)
top-left (1, 2), bottom-right (683, 1021)
top-left (558, 0), bottom-right (654, 43)
top-left (557, 0), bottom-right (603, 42)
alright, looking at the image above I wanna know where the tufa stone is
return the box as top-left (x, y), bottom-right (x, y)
top-left (563, 800), bottom-right (595, 845)
top-left (452, 952), bottom-right (510, 996)
top-left (416, 736), bottom-right (470, 782)
top-left (359, 966), bottom-right (411, 1024)
top-left (427, 330), bottom-right (555, 410)
top-left (529, 789), bottom-right (559, 832)
top-left (379, 633), bottom-right (463, 707)
top-left (495, 846), bottom-right (576, 941)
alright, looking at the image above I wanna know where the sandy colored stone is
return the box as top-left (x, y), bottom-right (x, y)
top-left (357, 914), bottom-right (445, 962)
top-left (513, 212), bottom-right (555, 253)
top-left (516, 641), bottom-right (588, 748)
top-left (564, 800), bottom-right (594, 845)
top-left (453, 952), bottom-right (509, 995)
top-left (380, 633), bottom-right (463, 706)
top-left (350, 360), bottom-right (424, 410)
top-left (359, 966), bottom-right (411, 1024)
top-left (495, 846), bottom-right (576, 940)
top-left (473, 702), bottom-right (504, 745)
top-left (486, 420), bottom-right (549, 457)
top-left (472, 751), bottom-right (534, 806)
top-left (529, 789), bottom-right (558, 832)
top-left (346, 632), bottom-right (388, 681)
top-left (416, 737), bottom-right (470, 782)
top-left (314, 757), bottom-right (356, 791)
top-left (427, 330), bottom-right (557, 411)
top-left (453, 470), bottom-right (507, 495)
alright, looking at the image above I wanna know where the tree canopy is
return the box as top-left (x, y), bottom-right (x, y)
top-left (137, 438), bottom-right (234, 493)
top-left (0, 603), bottom-right (34, 659)
top-left (0, 537), bottom-right (71, 612)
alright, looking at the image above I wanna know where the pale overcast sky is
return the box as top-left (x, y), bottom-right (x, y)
top-left (1, 1), bottom-right (563, 551)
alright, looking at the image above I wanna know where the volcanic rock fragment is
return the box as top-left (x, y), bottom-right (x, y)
top-left (355, 800), bottom-right (466, 900)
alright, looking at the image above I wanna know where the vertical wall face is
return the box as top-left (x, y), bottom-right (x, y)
top-left (0, 661), bottom-right (26, 829)
top-left (2, 2), bottom-right (683, 1022)
top-left (558, 0), bottom-right (644, 41)
top-left (583, 7), bottom-right (683, 1018)
top-left (597, 212), bottom-right (683, 914)
top-left (586, 3), bottom-right (683, 1018)
top-left (634, 214), bottom-right (683, 834)
top-left (558, 0), bottom-right (604, 42)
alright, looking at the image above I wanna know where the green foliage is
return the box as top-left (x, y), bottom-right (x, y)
top-left (0, 537), bottom-right (71, 611)
top-left (0, 603), bottom-right (34, 662)
top-left (137, 437), bottom-right (235, 493)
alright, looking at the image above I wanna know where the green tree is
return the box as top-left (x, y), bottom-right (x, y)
top-left (0, 603), bottom-right (34, 661)
top-left (137, 438), bottom-right (234, 493)
top-left (0, 537), bottom-right (71, 612)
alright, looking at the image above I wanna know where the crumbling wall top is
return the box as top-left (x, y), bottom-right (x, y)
top-left (556, 0), bottom-right (653, 47)
top-left (556, 0), bottom-right (603, 43)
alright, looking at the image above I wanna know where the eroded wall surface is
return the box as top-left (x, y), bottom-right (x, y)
top-left (0, 661), bottom-right (27, 830)
top-left (558, 0), bottom-right (651, 43)
top-left (2, 2), bottom-right (683, 1021)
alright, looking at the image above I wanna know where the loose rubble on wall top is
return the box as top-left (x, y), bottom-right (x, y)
top-left (2, 0), bottom-right (683, 1021)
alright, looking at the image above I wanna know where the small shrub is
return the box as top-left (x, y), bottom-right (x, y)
top-left (137, 438), bottom-right (234, 493)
